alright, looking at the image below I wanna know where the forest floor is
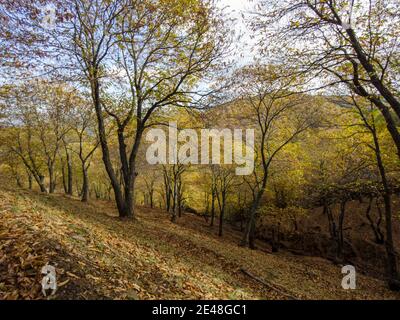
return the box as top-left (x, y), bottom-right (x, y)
top-left (1, 185), bottom-right (400, 300)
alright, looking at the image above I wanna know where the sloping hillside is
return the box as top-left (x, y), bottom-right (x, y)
top-left (0, 185), bottom-right (399, 300)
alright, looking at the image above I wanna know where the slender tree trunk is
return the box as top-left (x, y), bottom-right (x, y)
top-left (218, 196), bottom-right (225, 237)
top-left (16, 151), bottom-right (47, 193)
top-left (351, 73), bottom-right (400, 158)
top-left (166, 191), bottom-right (171, 212)
top-left (241, 184), bottom-right (265, 249)
top-left (375, 200), bottom-right (385, 244)
top-left (149, 189), bottom-right (154, 208)
top-left (248, 214), bottom-right (258, 249)
top-left (336, 200), bottom-right (347, 263)
top-left (91, 77), bottom-right (130, 218)
top-left (210, 189), bottom-right (215, 227)
top-left (48, 165), bottom-right (56, 194)
top-left (241, 164), bottom-right (270, 249)
top-left (324, 204), bottom-right (337, 239)
top-left (382, 192), bottom-right (399, 289)
top-left (372, 129), bottom-right (400, 289)
top-left (271, 225), bottom-right (280, 253)
top-left (38, 175), bottom-right (47, 193)
top-left (62, 163), bottom-right (68, 194)
top-left (365, 197), bottom-right (385, 244)
top-left (346, 28), bottom-right (400, 120)
top-left (163, 167), bottom-right (172, 212)
top-left (66, 149), bottom-right (73, 196)
top-left (177, 178), bottom-right (183, 218)
top-left (171, 175), bottom-right (178, 223)
top-left (81, 164), bottom-right (89, 202)
top-left (27, 172), bottom-right (32, 190)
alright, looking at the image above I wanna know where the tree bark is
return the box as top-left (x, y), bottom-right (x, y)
top-left (365, 197), bottom-right (385, 245)
top-left (171, 173), bottom-right (178, 223)
top-left (241, 173), bottom-right (267, 249)
top-left (81, 165), bottom-right (89, 202)
top-left (218, 195), bottom-right (225, 237)
top-left (336, 200), bottom-right (347, 263)
top-left (371, 125), bottom-right (400, 289)
top-left (27, 171), bottom-right (32, 190)
top-left (38, 175), bottom-right (47, 193)
top-left (48, 164), bottom-right (56, 194)
top-left (61, 162), bottom-right (68, 194)
top-left (66, 148), bottom-right (73, 196)
top-left (90, 77), bottom-right (136, 219)
top-left (210, 188), bottom-right (216, 227)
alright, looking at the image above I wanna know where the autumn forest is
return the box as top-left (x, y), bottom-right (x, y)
top-left (1, 0), bottom-right (400, 302)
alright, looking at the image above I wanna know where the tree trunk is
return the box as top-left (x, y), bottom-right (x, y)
top-left (324, 204), bottom-right (337, 240)
top-left (48, 165), bottom-right (56, 194)
top-left (346, 28), bottom-right (400, 120)
top-left (241, 167), bottom-right (269, 249)
top-left (17, 153), bottom-right (47, 193)
top-left (241, 186), bottom-right (264, 249)
top-left (171, 175), bottom-right (178, 223)
top-left (91, 77), bottom-right (136, 219)
top-left (121, 170), bottom-right (135, 219)
top-left (336, 200), bottom-right (347, 263)
top-left (81, 165), bottom-right (89, 202)
top-left (27, 172), bottom-right (32, 190)
top-left (382, 192), bottom-right (400, 290)
top-left (177, 178), bottom-right (183, 218)
top-left (365, 197), bottom-right (385, 245)
top-left (163, 169), bottom-right (172, 212)
top-left (149, 190), bottom-right (154, 209)
top-left (351, 69), bottom-right (400, 158)
top-left (218, 196), bottom-right (225, 237)
top-left (210, 189), bottom-right (215, 227)
top-left (66, 149), bottom-right (73, 196)
top-left (271, 226), bottom-right (279, 253)
top-left (372, 129), bottom-right (400, 289)
top-left (11, 165), bottom-right (22, 188)
top-left (38, 175), bottom-right (48, 193)
top-left (62, 163), bottom-right (68, 194)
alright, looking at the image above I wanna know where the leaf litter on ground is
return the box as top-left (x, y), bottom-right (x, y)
top-left (0, 186), bottom-right (399, 300)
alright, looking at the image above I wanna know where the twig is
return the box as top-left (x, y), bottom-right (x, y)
top-left (240, 268), bottom-right (298, 300)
